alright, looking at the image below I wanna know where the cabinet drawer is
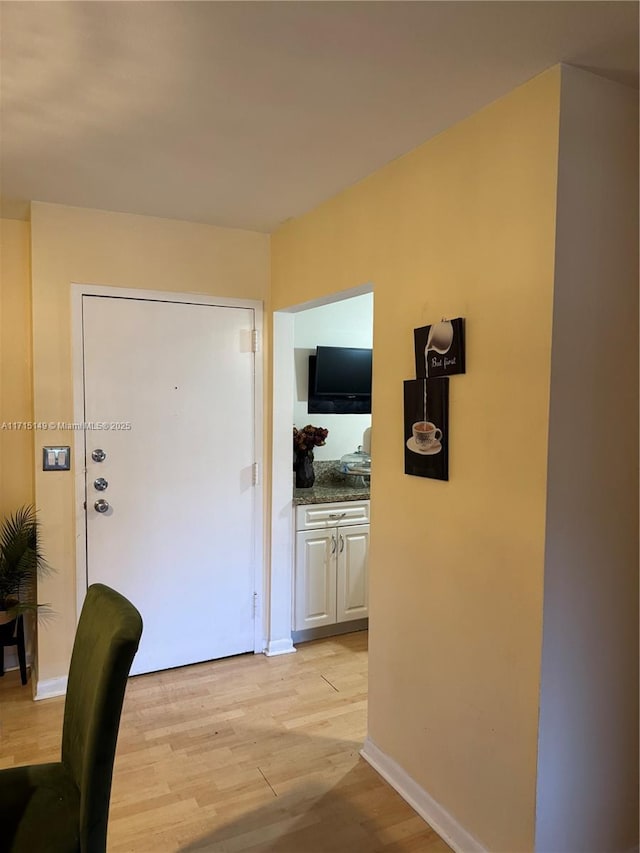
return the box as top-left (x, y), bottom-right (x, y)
top-left (295, 501), bottom-right (370, 531)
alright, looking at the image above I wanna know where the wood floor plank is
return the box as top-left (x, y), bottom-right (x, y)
top-left (0, 631), bottom-right (452, 852)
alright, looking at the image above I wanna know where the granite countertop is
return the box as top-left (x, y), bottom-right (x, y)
top-left (293, 460), bottom-right (370, 506)
top-left (293, 483), bottom-right (370, 505)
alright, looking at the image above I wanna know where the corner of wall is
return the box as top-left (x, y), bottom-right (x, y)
top-left (536, 65), bottom-right (639, 852)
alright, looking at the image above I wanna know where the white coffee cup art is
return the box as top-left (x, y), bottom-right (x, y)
top-left (412, 421), bottom-right (442, 449)
top-left (424, 320), bottom-right (454, 377)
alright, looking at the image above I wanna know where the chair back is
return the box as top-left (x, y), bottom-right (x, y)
top-left (61, 583), bottom-right (142, 852)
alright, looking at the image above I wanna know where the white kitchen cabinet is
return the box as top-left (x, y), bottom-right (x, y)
top-left (294, 501), bottom-right (369, 632)
top-left (294, 528), bottom-right (337, 629)
top-left (336, 524), bottom-right (369, 623)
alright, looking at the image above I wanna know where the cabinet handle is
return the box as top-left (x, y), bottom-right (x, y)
top-left (339, 534), bottom-right (344, 553)
top-left (328, 512), bottom-right (346, 519)
top-left (331, 535), bottom-right (337, 554)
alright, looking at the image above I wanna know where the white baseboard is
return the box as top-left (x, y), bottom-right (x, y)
top-left (361, 737), bottom-right (486, 853)
top-left (264, 638), bottom-right (297, 656)
top-left (35, 675), bottom-right (68, 701)
top-left (3, 648), bottom-right (19, 670)
top-left (2, 649), bottom-right (33, 670)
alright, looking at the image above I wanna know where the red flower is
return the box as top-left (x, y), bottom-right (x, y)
top-left (293, 425), bottom-right (329, 452)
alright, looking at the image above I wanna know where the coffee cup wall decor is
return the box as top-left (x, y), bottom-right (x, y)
top-left (412, 421), bottom-right (443, 450)
top-left (414, 317), bottom-right (465, 379)
top-left (404, 378), bottom-right (449, 480)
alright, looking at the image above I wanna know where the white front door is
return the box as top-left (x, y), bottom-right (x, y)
top-left (82, 295), bottom-right (258, 675)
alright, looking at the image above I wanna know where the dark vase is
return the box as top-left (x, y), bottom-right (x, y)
top-left (295, 451), bottom-right (315, 489)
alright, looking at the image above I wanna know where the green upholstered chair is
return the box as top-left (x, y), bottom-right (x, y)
top-left (0, 583), bottom-right (143, 853)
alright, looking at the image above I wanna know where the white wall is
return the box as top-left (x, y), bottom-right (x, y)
top-left (293, 293), bottom-right (373, 460)
top-left (535, 68), bottom-right (639, 852)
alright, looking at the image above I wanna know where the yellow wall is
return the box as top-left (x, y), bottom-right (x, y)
top-left (30, 202), bottom-right (270, 684)
top-left (272, 69), bottom-right (561, 851)
top-left (0, 218), bottom-right (34, 516)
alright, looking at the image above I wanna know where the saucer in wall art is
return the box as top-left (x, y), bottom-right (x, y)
top-left (406, 437), bottom-right (442, 456)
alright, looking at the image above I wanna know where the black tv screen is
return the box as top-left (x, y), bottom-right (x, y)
top-left (314, 346), bottom-right (372, 397)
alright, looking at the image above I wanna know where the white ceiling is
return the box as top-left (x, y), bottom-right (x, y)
top-left (1, 1), bottom-right (637, 232)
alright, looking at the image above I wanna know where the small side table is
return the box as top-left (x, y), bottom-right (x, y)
top-left (0, 614), bottom-right (27, 685)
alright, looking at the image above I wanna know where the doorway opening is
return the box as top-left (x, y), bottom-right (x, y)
top-left (268, 283), bottom-right (374, 656)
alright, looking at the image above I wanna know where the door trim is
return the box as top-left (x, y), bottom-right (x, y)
top-left (71, 283), bottom-right (265, 655)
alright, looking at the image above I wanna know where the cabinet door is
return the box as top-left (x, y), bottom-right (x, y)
top-left (294, 529), bottom-right (337, 631)
top-left (336, 524), bottom-right (369, 623)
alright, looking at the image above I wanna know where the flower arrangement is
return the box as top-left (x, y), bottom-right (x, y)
top-left (293, 424), bottom-right (329, 454)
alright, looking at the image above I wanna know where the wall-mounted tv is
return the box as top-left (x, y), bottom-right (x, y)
top-left (314, 346), bottom-right (372, 397)
top-left (307, 346), bottom-right (372, 414)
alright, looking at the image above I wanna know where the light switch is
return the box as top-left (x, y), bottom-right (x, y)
top-left (43, 446), bottom-right (71, 471)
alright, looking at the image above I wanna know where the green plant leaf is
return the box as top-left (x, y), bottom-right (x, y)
top-left (0, 505), bottom-right (52, 611)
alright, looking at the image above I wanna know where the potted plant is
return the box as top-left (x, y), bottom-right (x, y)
top-left (293, 425), bottom-right (329, 489)
top-left (0, 505), bottom-right (49, 642)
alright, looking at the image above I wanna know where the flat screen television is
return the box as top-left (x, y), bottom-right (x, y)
top-left (314, 346), bottom-right (372, 397)
top-left (307, 347), bottom-right (372, 414)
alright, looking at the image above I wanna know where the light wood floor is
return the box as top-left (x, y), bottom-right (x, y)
top-left (0, 632), bottom-right (451, 852)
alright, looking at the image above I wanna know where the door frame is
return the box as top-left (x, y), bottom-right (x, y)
top-left (71, 283), bottom-right (265, 655)
top-left (268, 283), bottom-right (373, 655)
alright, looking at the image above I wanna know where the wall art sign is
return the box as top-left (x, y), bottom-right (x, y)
top-left (414, 317), bottom-right (465, 379)
top-left (403, 378), bottom-right (449, 481)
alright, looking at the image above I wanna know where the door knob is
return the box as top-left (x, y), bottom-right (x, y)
top-left (94, 478), bottom-right (108, 491)
top-left (94, 499), bottom-right (110, 513)
top-left (92, 449), bottom-right (107, 462)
